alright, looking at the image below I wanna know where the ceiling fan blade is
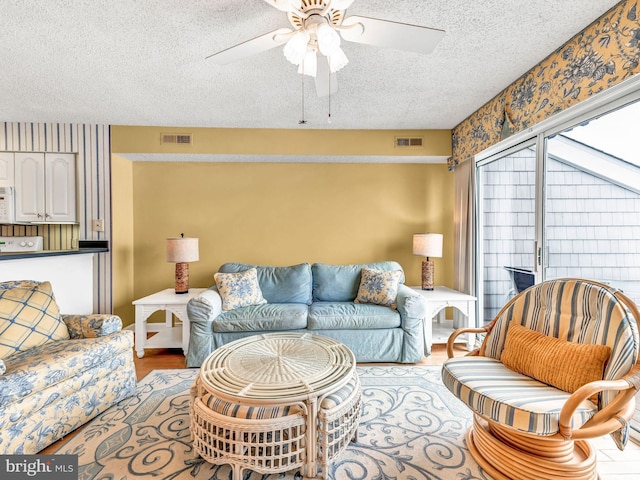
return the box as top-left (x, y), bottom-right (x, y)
top-left (315, 56), bottom-right (338, 98)
top-left (206, 27), bottom-right (293, 64)
top-left (262, 0), bottom-right (299, 12)
top-left (339, 15), bottom-right (445, 55)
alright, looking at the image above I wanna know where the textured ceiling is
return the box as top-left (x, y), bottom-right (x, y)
top-left (0, 0), bottom-right (621, 130)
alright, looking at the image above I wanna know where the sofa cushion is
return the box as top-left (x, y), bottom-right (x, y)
top-left (308, 302), bottom-right (400, 330)
top-left (213, 304), bottom-right (308, 332)
top-left (219, 263), bottom-right (312, 305)
top-left (354, 268), bottom-right (403, 309)
top-left (442, 356), bottom-right (598, 436)
top-left (312, 261), bottom-right (405, 302)
top-left (214, 268), bottom-right (267, 311)
top-left (0, 281), bottom-right (69, 360)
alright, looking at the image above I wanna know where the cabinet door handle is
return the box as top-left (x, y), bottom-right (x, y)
top-left (45, 213), bottom-right (50, 218)
top-left (37, 213), bottom-right (42, 218)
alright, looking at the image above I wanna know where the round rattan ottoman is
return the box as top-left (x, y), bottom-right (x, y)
top-left (190, 332), bottom-right (361, 480)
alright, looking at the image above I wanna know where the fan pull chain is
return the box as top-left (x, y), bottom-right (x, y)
top-left (299, 71), bottom-right (307, 125)
top-left (327, 69), bottom-right (332, 124)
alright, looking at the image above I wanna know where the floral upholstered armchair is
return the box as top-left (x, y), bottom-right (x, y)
top-left (0, 280), bottom-right (137, 453)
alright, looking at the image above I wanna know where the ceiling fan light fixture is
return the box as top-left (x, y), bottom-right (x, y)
top-left (317, 23), bottom-right (341, 56)
top-left (283, 30), bottom-right (310, 65)
top-left (328, 46), bottom-right (348, 72)
top-left (298, 48), bottom-right (317, 76)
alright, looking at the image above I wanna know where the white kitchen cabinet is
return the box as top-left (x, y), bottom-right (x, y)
top-left (15, 152), bottom-right (76, 223)
top-left (0, 152), bottom-right (14, 186)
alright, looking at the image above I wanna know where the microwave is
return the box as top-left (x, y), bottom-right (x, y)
top-left (0, 186), bottom-right (15, 223)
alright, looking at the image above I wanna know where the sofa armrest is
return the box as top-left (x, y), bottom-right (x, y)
top-left (396, 284), bottom-right (426, 329)
top-left (61, 314), bottom-right (123, 339)
top-left (187, 288), bottom-right (222, 324)
top-left (395, 285), bottom-right (428, 362)
top-left (186, 288), bottom-right (222, 367)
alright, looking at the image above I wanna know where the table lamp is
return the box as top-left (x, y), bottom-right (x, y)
top-left (413, 233), bottom-right (443, 290)
top-left (166, 234), bottom-right (199, 294)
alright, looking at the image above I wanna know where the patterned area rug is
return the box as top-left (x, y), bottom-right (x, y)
top-left (56, 366), bottom-right (490, 480)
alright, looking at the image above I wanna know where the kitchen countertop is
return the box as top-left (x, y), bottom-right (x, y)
top-left (0, 247), bottom-right (108, 261)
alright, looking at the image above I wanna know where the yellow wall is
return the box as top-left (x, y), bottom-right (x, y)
top-left (111, 125), bottom-right (454, 327)
top-left (111, 154), bottom-right (135, 324)
top-left (130, 161), bottom-right (454, 306)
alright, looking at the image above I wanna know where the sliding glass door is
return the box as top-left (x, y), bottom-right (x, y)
top-left (476, 96), bottom-right (640, 439)
top-left (545, 103), bottom-right (640, 441)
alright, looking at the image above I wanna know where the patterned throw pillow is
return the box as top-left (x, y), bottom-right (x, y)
top-left (214, 268), bottom-right (267, 311)
top-left (0, 281), bottom-right (70, 360)
top-left (354, 268), bottom-right (403, 309)
top-left (0, 280), bottom-right (42, 290)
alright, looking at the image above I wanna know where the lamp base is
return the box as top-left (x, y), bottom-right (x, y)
top-left (175, 262), bottom-right (189, 294)
top-left (421, 259), bottom-right (434, 290)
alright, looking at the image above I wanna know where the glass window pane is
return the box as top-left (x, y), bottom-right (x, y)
top-left (544, 105), bottom-right (640, 306)
top-left (477, 144), bottom-right (536, 325)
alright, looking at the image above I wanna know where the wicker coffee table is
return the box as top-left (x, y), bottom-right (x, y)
top-left (190, 332), bottom-right (361, 479)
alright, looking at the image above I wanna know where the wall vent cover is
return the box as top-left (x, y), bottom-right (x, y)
top-left (161, 133), bottom-right (193, 145)
top-left (395, 137), bottom-right (423, 147)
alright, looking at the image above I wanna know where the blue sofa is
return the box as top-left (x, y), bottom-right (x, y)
top-left (186, 261), bottom-right (427, 366)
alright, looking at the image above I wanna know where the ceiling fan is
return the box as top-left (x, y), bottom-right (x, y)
top-left (207, 0), bottom-right (445, 98)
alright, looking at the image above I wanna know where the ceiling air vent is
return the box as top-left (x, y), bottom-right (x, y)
top-left (395, 137), bottom-right (423, 147)
top-left (161, 133), bottom-right (193, 145)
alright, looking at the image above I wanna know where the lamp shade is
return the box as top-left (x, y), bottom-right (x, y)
top-left (298, 48), bottom-right (317, 76)
top-left (328, 46), bottom-right (349, 73)
top-left (166, 237), bottom-right (199, 263)
top-left (283, 30), bottom-right (310, 65)
top-left (413, 233), bottom-right (443, 258)
top-left (317, 23), bottom-right (341, 56)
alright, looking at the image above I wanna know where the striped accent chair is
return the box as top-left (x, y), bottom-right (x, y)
top-left (442, 279), bottom-right (640, 480)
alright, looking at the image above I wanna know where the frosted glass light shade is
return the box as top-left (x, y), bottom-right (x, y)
top-left (317, 23), bottom-right (341, 56)
top-left (166, 237), bottom-right (199, 263)
top-left (298, 49), bottom-right (317, 76)
top-left (284, 31), bottom-right (310, 65)
top-left (412, 233), bottom-right (443, 258)
top-left (328, 47), bottom-right (348, 72)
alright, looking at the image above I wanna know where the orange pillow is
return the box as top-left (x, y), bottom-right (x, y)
top-left (501, 323), bottom-right (611, 401)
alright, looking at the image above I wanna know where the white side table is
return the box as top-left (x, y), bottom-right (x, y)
top-left (132, 288), bottom-right (206, 358)
top-left (410, 286), bottom-right (477, 355)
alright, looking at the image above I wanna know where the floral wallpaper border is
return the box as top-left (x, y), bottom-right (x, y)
top-left (450, 1), bottom-right (640, 168)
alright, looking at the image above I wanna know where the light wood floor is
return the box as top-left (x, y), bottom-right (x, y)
top-left (41, 344), bottom-right (640, 478)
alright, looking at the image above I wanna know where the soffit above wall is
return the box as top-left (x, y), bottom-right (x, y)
top-left (119, 153), bottom-right (449, 164)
